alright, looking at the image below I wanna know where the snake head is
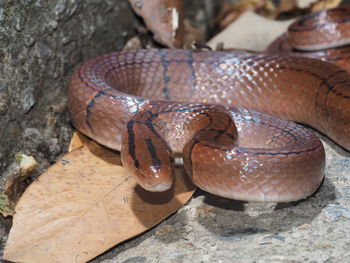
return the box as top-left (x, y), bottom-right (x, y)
top-left (121, 118), bottom-right (175, 192)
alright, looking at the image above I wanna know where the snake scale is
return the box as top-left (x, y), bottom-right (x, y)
top-left (68, 6), bottom-right (350, 202)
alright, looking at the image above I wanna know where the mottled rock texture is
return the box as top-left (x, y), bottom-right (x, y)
top-left (0, 0), bottom-right (135, 178)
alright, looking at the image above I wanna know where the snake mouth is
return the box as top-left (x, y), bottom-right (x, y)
top-left (143, 182), bottom-right (172, 192)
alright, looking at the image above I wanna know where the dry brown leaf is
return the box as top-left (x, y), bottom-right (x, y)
top-left (122, 36), bottom-right (143, 51)
top-left (208, 11), bottom-right (295, 52)
top-left (183, 19), bottom-right (206, 49)
top-left (4, 140), bottom-right (195, 263)
top-left (216, 0), bottom-right (276, 29)
top-left (278, 0), bottom-right (298, 13)
top-left (275, 0), bottom-right (340, 16)
top-left (311, 0), bottom-right (341, 12)
top-left (68, 131), bottom-right (90, 152)
top-left (128, 0), bottom-right (184, 48)
top-left (296, 0), bottom-right (318, 8)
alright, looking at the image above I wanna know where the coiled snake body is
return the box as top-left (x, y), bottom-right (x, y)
top-left (68, 7), bottom-right (350, 202)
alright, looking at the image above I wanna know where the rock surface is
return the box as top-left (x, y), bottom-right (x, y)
top-left (0, 0), bottom-right (136, 179)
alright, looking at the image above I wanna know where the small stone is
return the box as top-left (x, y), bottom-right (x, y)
top-left (20, 85), bottom-right (35, 114)
top-left (61, 35), bottom-right (71, 45)
top-left (34, 40), bottom-right (53, 62)
top-left (47, 20), bottom-right (58, 32)
top-left (16, 153), bottom-right (37, 172)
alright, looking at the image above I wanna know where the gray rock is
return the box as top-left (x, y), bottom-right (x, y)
top-left (0, 0), bottom-right (135, 180)
top-left (0, 0), bottom-right (136, 257)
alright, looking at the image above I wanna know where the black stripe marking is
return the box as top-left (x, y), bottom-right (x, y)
top-left (158, 50), bottom-right (171, 100)
top-left (127, 121), bottom-right (140, 169)
top-left (186, 138), bottom-right (200, 176)
top-left (269, 64), bottom-right (347, 118)
top-left (289, 8), bottom-right (350, 32)
top-left (187, 50), bottom-right (197, 88)
top-left (85, 91), bottom-right (106, 134)
top-left (145, 138), bottom-right (161, 169)
top-left (315, 70), bottom-right (346, 110)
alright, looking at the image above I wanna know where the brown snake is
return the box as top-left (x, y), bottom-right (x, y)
top-left (68, 7), bottom-right (350, 202)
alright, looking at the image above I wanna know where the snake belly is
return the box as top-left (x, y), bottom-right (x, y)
top-left (68, 7), bottom-right (350, 203)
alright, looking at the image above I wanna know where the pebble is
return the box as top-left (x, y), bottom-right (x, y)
top-left (20, 84), bottom-right (35, 114)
